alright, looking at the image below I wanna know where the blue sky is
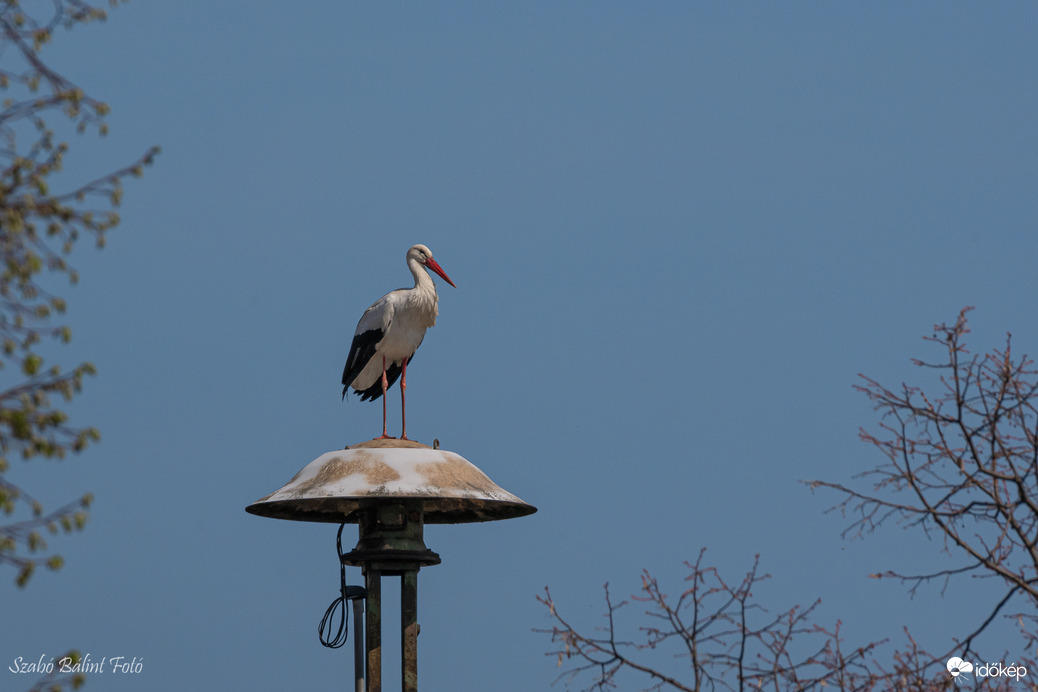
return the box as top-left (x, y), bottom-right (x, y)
top-left (4, 2), bottom-right (1038, 690)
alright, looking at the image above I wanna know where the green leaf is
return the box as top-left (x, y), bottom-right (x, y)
top-left (16, 562), bottom-right (34, 587)
top-left (22, 354), bottom-right (42, 376)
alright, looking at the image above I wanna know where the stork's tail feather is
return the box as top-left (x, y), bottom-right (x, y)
top-left (344, 362), bottom-right (404, 402)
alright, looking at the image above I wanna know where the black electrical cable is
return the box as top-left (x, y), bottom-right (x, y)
top-left (319, 522), bottom-right (350, 648)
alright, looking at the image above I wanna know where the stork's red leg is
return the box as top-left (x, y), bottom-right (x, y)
top-left (378, 356), bottom-right (393, 439)
top-left (400, 357), bottom-right (409, 441)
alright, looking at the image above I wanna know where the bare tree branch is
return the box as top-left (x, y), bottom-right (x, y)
top-left (538, 551), bottom-right (885, 691)
top-left (542, 309), bottom-right (1038, 691)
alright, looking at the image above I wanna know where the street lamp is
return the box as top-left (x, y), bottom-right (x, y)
top-left (246, 437), bottom-right (536, 691)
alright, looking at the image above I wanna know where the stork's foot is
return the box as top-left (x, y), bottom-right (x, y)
top-left (378, 433), bottom-right (396, 440)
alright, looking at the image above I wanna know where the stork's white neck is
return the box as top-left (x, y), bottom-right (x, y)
top-left (408, 257), bottom-right (438, 297)
top-left (403, 257), bottom-right (440, 326)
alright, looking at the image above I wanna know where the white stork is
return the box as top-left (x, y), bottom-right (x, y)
top-left (341, 244), bottom-right (456, 440)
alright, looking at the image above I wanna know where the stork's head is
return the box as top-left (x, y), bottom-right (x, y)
top-left (408, 244), bottom-right (456, 288)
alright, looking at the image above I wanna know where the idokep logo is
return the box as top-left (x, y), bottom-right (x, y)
top-left (947, 656), bottom-right (1028, 685)
top-left (946, 657), bottom-right (973, 684)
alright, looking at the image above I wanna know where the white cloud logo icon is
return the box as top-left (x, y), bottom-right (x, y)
top-left (947, 657), bottom-right (974, 678)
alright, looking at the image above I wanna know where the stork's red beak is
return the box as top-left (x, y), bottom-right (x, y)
top-left (424, 258), bottom-right (456, 288)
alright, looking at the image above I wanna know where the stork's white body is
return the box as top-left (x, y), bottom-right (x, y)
top-left (347, 281), bottom-right (438, 395)
top-left (342, 244), bottom-right (455, 439)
